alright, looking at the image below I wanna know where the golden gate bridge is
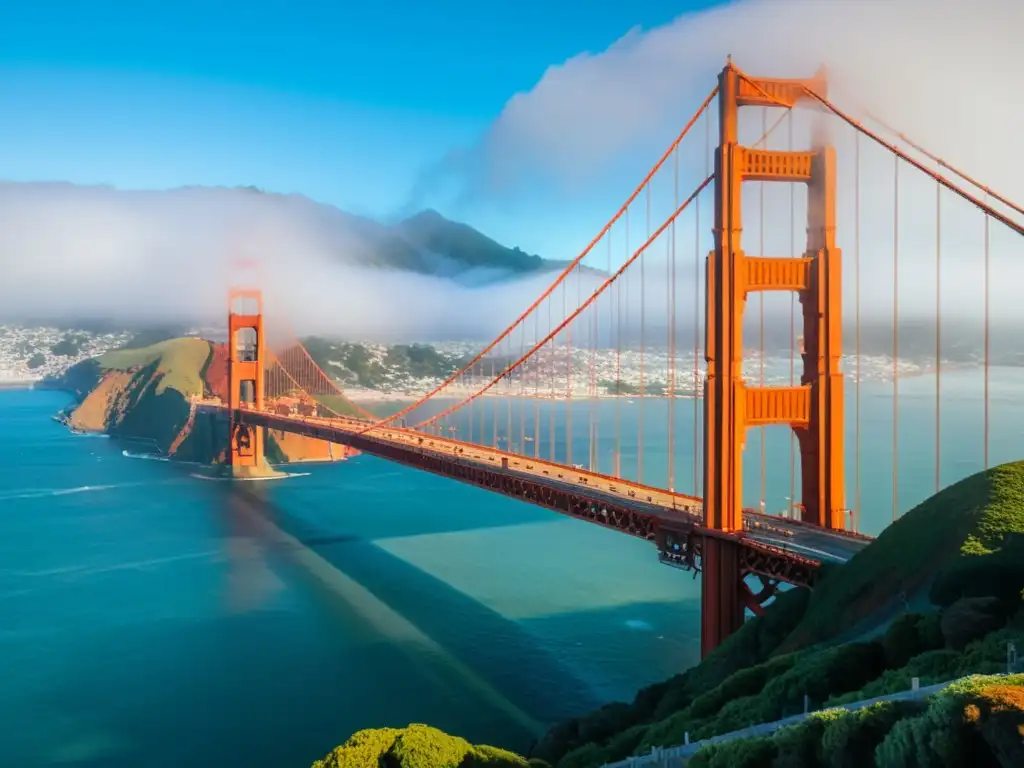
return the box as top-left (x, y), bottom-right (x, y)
top-left (194, 61), bottom-right (1024, 658)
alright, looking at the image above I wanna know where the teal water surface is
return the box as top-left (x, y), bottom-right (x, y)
top-left (2, 368), bottom-right (1024, 767)
top-left (0, 389), bottom-right (698, 767)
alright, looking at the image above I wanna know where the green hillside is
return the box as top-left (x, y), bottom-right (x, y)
top-left (395, 209), bottom-right (555, 273)
top-left (97, 337), bottom-right (211, 396)
top-left (309, 463), bottom-right (1024, 768)
top-left (780, 460), bottom-right (1024, 652)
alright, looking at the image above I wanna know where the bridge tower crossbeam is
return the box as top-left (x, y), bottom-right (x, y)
top-left (701, 61), bottom-right (845, 657)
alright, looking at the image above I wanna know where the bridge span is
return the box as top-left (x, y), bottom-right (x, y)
top-left (199, 401), bottom-right (871, 596)
top-left (210, 59), bottom-right (1022, 655)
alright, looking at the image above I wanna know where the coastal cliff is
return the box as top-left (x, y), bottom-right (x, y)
top-left (45, 337), bottom-right (361, 466)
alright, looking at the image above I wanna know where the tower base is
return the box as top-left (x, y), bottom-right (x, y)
top-left (216, 461), bottom-right (288, 480)
top-left (700, 536), bottom-right (746, 658)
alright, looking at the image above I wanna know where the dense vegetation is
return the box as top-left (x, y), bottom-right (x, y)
top-left (687, 674), bottom-right (1024, 767)
top-left (311, 462), bottom-right (1024, 768)
top-left (49, 332), bottom-right (89, 356)
top-left (312, 725), bottom-right (530, 768)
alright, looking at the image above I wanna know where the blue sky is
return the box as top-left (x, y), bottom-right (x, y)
top-left (0, 0), bottom-right (720, 259)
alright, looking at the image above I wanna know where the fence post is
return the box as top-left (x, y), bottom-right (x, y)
top-left (684, 732), bottom-right (690, 746)
top-left (803, 693), bottom-right (809, 714)
top-left (911, 677), bottom-right (920, 692)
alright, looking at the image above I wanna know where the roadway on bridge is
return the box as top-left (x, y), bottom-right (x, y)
top-left (201, 402), bottom-right (870, 566)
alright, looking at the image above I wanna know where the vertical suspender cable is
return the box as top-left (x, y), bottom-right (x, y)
top-left (790, 110), bottom-right (797, 519)
top-left (694, 110), bottom-right (708, 496)
top-left (549, 297), bottom-right (555, 462)
top-left (639, 184), bottom-right (648, 483)
top-left (759, 107), bottom-right (767, 511)
top-left (669, 146), bottom-right (678, 494)
top-left (935, 177), bottom-right (941, 494)
top-left (615, 212), bottom-right (626, 477)
top-left (984, 196), bottom-right (991, 469)
top-left (854, 130), bottom-right (862, 529)
top-left (565, 278), bottom-right (573, 466)
top-left (892, 155), bottom-right (900, 522)
top-left (534, 306), bottom-right (540, 458)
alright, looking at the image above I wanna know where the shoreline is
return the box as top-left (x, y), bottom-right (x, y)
top-left (0, 380), bottom-right (40, 390)
top-left (337, 362), bottom-right (989, 404)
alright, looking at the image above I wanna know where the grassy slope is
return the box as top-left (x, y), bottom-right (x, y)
top-left (307, 463), bottom-right (1024, 768)
top-left (780, 461), bottom-right (1024, 652)
top-left (97, 337), bottom-right (212, 397)
top-left (313, 393), bottom-right (376, 419)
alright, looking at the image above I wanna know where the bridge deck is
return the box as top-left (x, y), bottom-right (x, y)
top-left (199, 403), bottom-right (871, 587)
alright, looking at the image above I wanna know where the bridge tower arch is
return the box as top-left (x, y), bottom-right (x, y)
top-left (701, 61), bottom-right (845, 656)
top-left (227, 287), bottom-right (266, 473)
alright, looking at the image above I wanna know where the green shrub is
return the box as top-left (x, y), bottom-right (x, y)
top-left (313, 725), bottom-right (529, 768)
top-left (685, 653), bottom-right (800, 721)
top-left (827, 649), bottom-right (963, 706)
top-left (601, 725), bottom-right (647, 763)
top-left (313, 727), bottom-right (403, 768)
top-left (874, 674), bottom-right (1024, 767)
top-left (941, 597), bottom-right (1008, 651)
top-left (688, 737), bottom-right (777, 768)
top-left (882, 612), bottom-right (945, 669)
top-left (465, 744), bottom-right (530, 768)
top-left (554, 742), bottom-right (605, 768)
top-left (630, 677), bottom-right (673, 721)
top-left (751, 642), bottom-right (886, 721)
top-left (575, 703), bottom-right (637, 746)
top-left (819, 701), bottom-right (923, 768)
top-left (771, 710), bottom-right (843, 767)
top-left (956, 627), bottom-right (1024, 677)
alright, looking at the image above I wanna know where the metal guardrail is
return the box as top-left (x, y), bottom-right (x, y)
top-left (599, 671), bottom-right (1011, 768)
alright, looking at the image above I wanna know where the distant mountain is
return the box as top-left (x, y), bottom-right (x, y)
top-left (0, 182), bottom-right (591, 296)
top-left (217, 188), bottom-right (578, 285)
top-left (390, 209), bottom-right (570, 285)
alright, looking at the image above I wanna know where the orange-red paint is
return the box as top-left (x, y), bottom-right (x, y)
top-left (227, 287), bottom-right (266, 469)
top-left (701, 62), bottom-right (845, 658)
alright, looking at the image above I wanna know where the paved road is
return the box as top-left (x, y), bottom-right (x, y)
top-left (602, 678), bottom-right (961, 768)
top-left (199, 402), bottom-right (870, 564)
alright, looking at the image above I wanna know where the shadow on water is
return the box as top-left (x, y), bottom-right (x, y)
top-left (224, 482), bottom-right (609, 727)
top-left (270, 453), bottom-right (566, 542)
top-left (13, 454), bottom-right (698, 767)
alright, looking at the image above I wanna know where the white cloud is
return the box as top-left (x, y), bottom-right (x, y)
top-left (444, 0), bottom-right (1021, 196)
top-left (412, 0), bottom-right (1024, 326)
top-left (0, 183), bottom-right (605, 341)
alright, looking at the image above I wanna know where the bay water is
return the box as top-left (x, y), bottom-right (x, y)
top-left (1, 367), bottom-right (1023, 766)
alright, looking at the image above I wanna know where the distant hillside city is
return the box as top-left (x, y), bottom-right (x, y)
top-left (1, 320), bottom-right (1013, 398)
top-left (1, 199), bottom-right (1019, 390)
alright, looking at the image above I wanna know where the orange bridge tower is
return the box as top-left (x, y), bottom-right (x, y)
top-left (701, 61), bottom-right (846, 656)
top-left (227, 286), bottom-right (267, 476)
